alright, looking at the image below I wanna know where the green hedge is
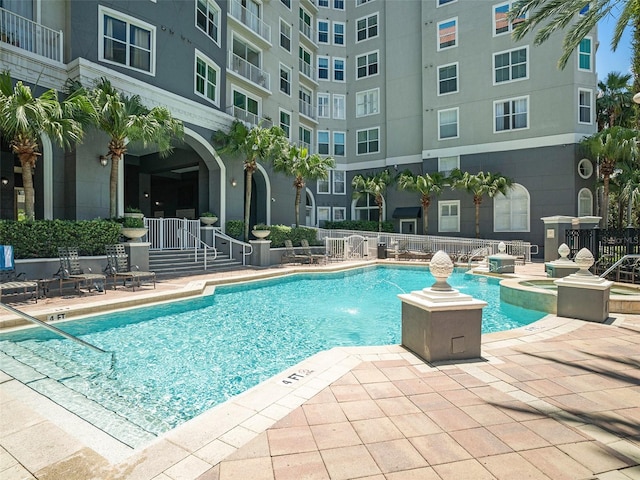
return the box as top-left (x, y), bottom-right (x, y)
top-left (0, 220), bottom-right (122, 259)
top-left (324, 220), bottom-right (394, 233)
top-left (223, 220), bottom-right (319, 247)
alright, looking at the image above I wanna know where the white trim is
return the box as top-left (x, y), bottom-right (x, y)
top-left (494, 183), bottom-right (530, 232)
top-left (437, 107), bottom-right (459, 140)
top-left (41, 135), bottom-right (53, 219)
top-left (279, 63), bottom-right (292, 97)
top-left (436, 17), bottom-right (457, 51)
top-left (333, 57), bottom-right (346, 82)
top-left (578, 158), bottom-right (593, 179)
top-left (355, 12), bottom-right (378, 43)
top-left (332, 169), bottom-right (346, 194)
top-left (437, 62), bottom-right (458, 96)
top-left (493, 95), bottom-right (529, 134)
top-left (279, 17), bottom-right (292, 52)
top-left (317, 206), bottom-right (331, 224)
top-left (194, 49), bottom-right (221, 106)
top-left (355, 87), bottom-right (380, 117)
top-left (355, 50), bottom-right (380, 80)
top-left (578, 88), bottom-right (593, 125)
top-left (317, 19), bottom-right (330, 44)
top-left (333, 21), bottom-right (345, 46)
top-left (318, 55), bottom-right (330, 81)
top-left (278, 108), bottom-right (292, 139)
top-left (195, 0), bottom-right (221, 46)
top-left (355, 126), bottom-right (380, 156)
top-left (256, 163), bottom-right (272, 225)
top-left (578, 36), bottom-right (593, 72)
top-left (305, 187), bottom-right (316, 226)
top-left (333, 132), bottom-right (346, 158)
top-left (436, 0), bottom-right (457, 7)
top-left (492, 45), bottom-right (528, 85)
top-left (400, 219), bottom-right (418, 235)
top-left (578, 188), bottom-right (593, 217)
top-left (317, 130), bottom-right (330, 156)
top-left (317, 93), bottom-right (330, 118)
top-left (332, 206), bottom-right (346, 221)
top-left (438, 200), bottom-right (460, 233)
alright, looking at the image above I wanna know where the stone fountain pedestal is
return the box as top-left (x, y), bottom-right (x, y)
top-left (545, 243), bottom-right (580, 278)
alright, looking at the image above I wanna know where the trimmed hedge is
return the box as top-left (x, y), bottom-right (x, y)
top-left (223, 220), bottom-right (319, 247)
top-left (0, 220), bottom-right (122, 259)
top-left (324, 220), bottom-right (394, 233)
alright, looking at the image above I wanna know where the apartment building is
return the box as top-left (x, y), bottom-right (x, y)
top-left (0, 0), bottom-right (597, 254)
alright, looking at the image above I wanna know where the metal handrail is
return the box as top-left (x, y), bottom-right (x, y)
top-left (599, 254), bottom-right (640, 279)
top-left (177, 228), bottom-right (218, 270)
top-left (213, 230), bottom-right (253, 266)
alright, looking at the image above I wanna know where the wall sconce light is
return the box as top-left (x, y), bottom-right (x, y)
top-left (1, 177), bottom-right (8, 186)
top-left (99, 155), bottom-right (108, 167)
top-left (155, 201), bottom-right (162, 206)
top-left (143, 192), bottom-right (149, 198)
top-left (231, 178), bottom-right (237, 187)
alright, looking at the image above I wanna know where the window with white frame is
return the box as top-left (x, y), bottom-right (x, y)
top-left (578, 158), bottom-right (593, 179)
top-left (493, 1), bottom-right (525, 36)
top-left (494, 47), bottom-right (527, 83)
top-left (356, 51), bottom-right (379, 79)
top-left (334, 0), bottom-right (344, 10)
top-left (356, 13), bottom-right (378, 42)
top-left (333, 22), bottom-right (345, 45)
top-left (279, 64), bottom-right (291, 95)
top-left (318, 130), bottom-right (330, 155)
top-left (194, 51), bottom-right (220, 105)
top-left (494, 184), bottom-right (529, 232)
top-left (437, 18), bottom-right (457, 50)
top-left (579, 88), bottom-right (592, 124)
top-left (438, 0), bottom-right (456, 5)
top-left (333, 207), bottom-right (346, 221)
top-left (318, 206), bottom-right (331, 223)
top-left (438, 108), bottom-right (458, 139)
top-left (233, 89), bottom-right (260, 124)
top-left (100, 6), bottom-right (155, 74)
top-left (354, 194), bottom-right (381, 221)
top-left (299, 126), bottom-right (312, 151)
top-left (333, 132), bottom-right (345, 157)
top-left (318, 20), bottom-right (329, 43)
top-left (318, 56), bottom-right (330, 80)
top-left (318, 93), bottom-right (330, 118)
top-left (334, 58), bottom-right (345, 81)
top-left (281, 0), bottom-right (291, 8)
top-left (299, 45), bottom-right (312, 79)
top-left (196, 0), bottom-right (220, 44)
top-left (495, 96), bottom-right (528, 132)
top-left (438, 63), bottom-right (458, 95)
top-left (357, 0), bottom-right (373, 5)
top-left (333, 94), bottom-right (345, 119)
top-left (578, 37), bottom-right (592, 71)
top-left (317, 177), bottom-right (330, 194)
top-left (299, 86), bottom-right (313, 118)
top-left (438, 155), bottom-right (459, 176)
top-left (280, 19), bottom-right (291, 51)
top-left (578, 188), bottom-right (593, 216)
top-left (279, 109), bottom-right (291, 138)
top-left (356, 88), bottom-right (379, 117)
top-left (439, 200), bottom-right (459, 232)
top-left (299, 7), bottom-right (312, 39)
top-left (333, 170), bottom-right (345, 193)
top-left (318, 0), bottom-right (329, 7)
top-left (357, 127), bottom-right (379, 154)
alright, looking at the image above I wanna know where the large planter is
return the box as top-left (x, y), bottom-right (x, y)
top-left (123, 212), bottom-right (144, 219)
top-left (121, 227), bottom-right (148, 242)
top-left (252, 229), bottom-right (270, 239)
top-left (200, 216), bottom-right (218, 226)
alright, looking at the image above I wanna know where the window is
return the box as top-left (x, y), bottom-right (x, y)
top-left (334, 58), bottom-right (345, 81)
top-left (579, 88), bottom-right (592, 124)
top-left (438, 108), bottom-right (458, 139)
top-left (318, 93), bottom-right (330, 118)
top-left (318, 20), bottom-right (329, 43)
top-left (279, 64), bottom-right (291, 95)
top-left (299, 87), bottom-right (313, 118)
top-left (356, 88), bottom-right (379, 117)
top-left (579, 3), bottom-right (589, 15)
top-left (437, 18), bottom-right (457, 50)
top-left (281, 0), bottom-right (291, 8)
top-left (299, 7), bottom-right (312, 40)
top-left (493, 1), bottom-right (525, 35)
top-left (299, 126), bottom-right (312, 151)
top-left (438, 63), bottom-right (458, 95)
top-left (233, 89), bottom-right (259, 124)
top-left (356, 51), bottom-right (379, 79)
top-left (196, 0), bottom-right (220, 44)
top-left (333, 207), bottom-right (346, 221)
top-left (299, 45), bottom-right (312, 79)
top-left (279, 110), bottom-right (291, 138)
top-left (356, 14), bottom-right (378, 42)
top-left (317, 177), bottom-right (330, 194)
top-left (357, 127), bottom-right (379, 154)
top-left (100, 6), bottom-right (155, 74)
top-left (333, 22), bottom-right (345, 45)
top-left (438, 155), bottom-right (459, 176)
top-left (318, 131), bottom-right (330, 155)
top-left (439, 201), bottom-right (459, 232)
top-left (357, 0), bottom-right (373, 5)
top-left (333, 94), bottom-right (345, 119)
top-left (318, 56), bottom-right (330, 80)
top-left (354, 194), bottom-right (382, 221)
top-left (438, 0), bottom-right (456, 5)
top-left (578, 159), bottom-right (593, 179)
top-left (194, 52), bottom-right (219, 104)
top-left (579, 37), bottom-right (592, 71)
top-left (494, 47), bottom-right (527, 84)
top-left (333, 171), bottom-right (346, 194)
top-left (333, 132), bottom-right (345, 157)
top-left (319, 0), bottom-right (329, 7)
top-left (334, 0), bottom-right (344, 10)
top-left (495, 96), bottom-right (528, 132)
top-left (280, 19), bottom-right (291, 51)
top-left (494, 184), bottom-right (529, 232)
top-left (578, 189), bottom-right (593, 217)
top-left (317, 206), bottom-right (331, 221)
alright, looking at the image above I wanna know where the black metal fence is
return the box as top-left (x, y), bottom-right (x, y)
top-left (565, 228), bottom-right (640, 262)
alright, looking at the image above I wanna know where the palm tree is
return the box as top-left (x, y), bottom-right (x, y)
top-left (618, 154), bottom-right (640, 227)
top-left (510, 0), bottom-right (637, 70)
top-left (351, 169), bottom-right (394, 233)
top-left (88, 78), bottom-right (184, 218)
top-left (0, 71), bottom-right (94, 220)
top-left (212, 120), bottom-right (290, 241)
top-left (396, 171), bottom-right (446, 234)
top-left (451, 169), bottom-right (514, 238)
top-left (582, 127), bottom-right (639, 228)
top-left (272, 145), bottom-right (335, 227)
top-left (597, 72), bottom-right (633, 130)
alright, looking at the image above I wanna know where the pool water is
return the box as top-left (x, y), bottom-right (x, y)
top-left (0, 266), bottom-right (545, 442)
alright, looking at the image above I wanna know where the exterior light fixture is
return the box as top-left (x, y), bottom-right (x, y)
top-left (231, 178), bottom-right (237, 187)
top-left (143, 192), bottom-right (149, 198)
top-left (1, 177), bottom-right (8, 186)
top-left (99, 155), bottom-right (108, 167)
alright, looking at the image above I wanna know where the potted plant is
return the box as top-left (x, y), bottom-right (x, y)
top-left (119, 216), bottom-right (148, 241)
top-left (251, 223), bottom-right (271, 239)
top-left (199, 211), bottom-right (218, 226)
top-left (124, 206), bottom-right (144, 219)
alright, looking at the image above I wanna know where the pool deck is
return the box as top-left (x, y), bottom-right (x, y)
top-left (1, 261), bottom-right (639, 480)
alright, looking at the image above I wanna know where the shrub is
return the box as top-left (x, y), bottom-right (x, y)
top-left (324, 220), bottom-right (394, 233)
top-left (124, 206), bottom-right (142, 213)
top-left (225, 220), bottom-right (244, 239)
top-left (267, 225), bottom-right (318, 247)
top-left (120, 216), bottom-right (145, 228)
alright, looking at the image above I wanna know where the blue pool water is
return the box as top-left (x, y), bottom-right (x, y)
top-left (0, 265), bottom-right (545, 438)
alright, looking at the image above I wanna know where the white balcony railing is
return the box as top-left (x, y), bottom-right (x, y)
top-left (228, 53), bottom-right (270, 90)
top-left (299, 18), bottom-right (313, 41)
top-left (299, 100), bottom-right (316, 120)
top-left (0, 7), bottom-right (63, 62)
top-left (229, 0), bottom-right (271, 43)
top-left (298, 59), bottom-right (316, 82)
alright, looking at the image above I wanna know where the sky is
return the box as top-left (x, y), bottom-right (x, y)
top-left (597, 13), bottom-right (633, 80)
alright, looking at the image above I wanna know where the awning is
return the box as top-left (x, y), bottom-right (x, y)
top-left (392, 207), bottom-right (422, 219)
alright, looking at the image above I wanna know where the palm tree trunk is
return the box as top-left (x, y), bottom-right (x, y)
top-left (109, 155), bottom-right (119, 219)
top-left (475, 201), bottom-right (481, 238)
top-left (603, 175), bottom-right (610, 228)
top-left (20, 160), bottom-right (35, 220)
top-left (244, 168), bottom-right (253, 242)
top-left (294, 185), bottom-right (301, 228)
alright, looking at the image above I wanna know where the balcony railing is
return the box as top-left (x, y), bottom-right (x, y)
top-left (229, 0), bottom-right (271, 44)
top-left (299, 100), bottom-right (316, 120)
top-left (298, 59), bottom-right (316, 82)
top-left (299, 18), bottom-right (313, 42)
top-left (228, 53), bottom-right (270, 90)
top-left (1, 7), bottom-right (63, 62)
top-left (225, 105), bottom-right (273, 128)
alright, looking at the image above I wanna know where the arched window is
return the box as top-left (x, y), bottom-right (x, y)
top-left (578, 188), bottom-right (593, 216)
top-left (494, 183), bottom-right (530, 232)
top-left (352, 194), bottom-right (384, 221)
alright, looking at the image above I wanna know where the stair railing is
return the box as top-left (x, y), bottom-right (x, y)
top-left (177, 228), bottom-right (218, 270)
top-left (213, 230), bottom-right (253, 266)
top-left (599, 254), bottom-right (640, 280)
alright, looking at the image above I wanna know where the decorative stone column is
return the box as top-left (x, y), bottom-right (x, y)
top-left (250, 240), bottom-right (271, 267)
top-left (545, 243), bottom-right (580, 278)
top-left (398, 251), bottom-right (487, 363)
top-left (488, 242), bottom-right (515, 274)
top-left (122, 241), bottom-right (150, 271)
top-left (554, 248), bottom-right (613, 323)
top-left (541, 216), bottom-right (575, 262)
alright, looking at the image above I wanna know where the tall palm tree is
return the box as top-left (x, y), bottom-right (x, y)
top-left (272, 145), bottom-right (335, 227)
top-left (396, 171), bottom-right (446, 234)
top-left (88, 78), bottom-right (184, 218)
top-left (0, 71), bottom-right (94, 220)
top-left (351, 169), bottom-right (394, 233)
top-left (451, 169), bottom-right (514, 238)
top-left (597, 72), bottom-right (634, 130)
top-left (582, 126), bottom-right (639, 227)
top-left (212, 120), bottom-right (290, 241)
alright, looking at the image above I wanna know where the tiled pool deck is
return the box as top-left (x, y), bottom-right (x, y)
top-left (1, 261), bottom-right (639, 480)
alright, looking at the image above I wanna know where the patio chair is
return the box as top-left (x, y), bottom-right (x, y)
top-left (300, 239), bottom-right (326, 264)
top-left (105, 244), bottom-right (156, 291)
top-left (281, 239), bottom-right (311, 264)
top-left (56, 247), bottom-right (106, 294)
top-left (0, 245), bottom-right (38, 303)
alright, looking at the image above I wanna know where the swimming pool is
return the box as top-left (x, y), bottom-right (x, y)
top-left (0, 265), bottom-right (545, 446)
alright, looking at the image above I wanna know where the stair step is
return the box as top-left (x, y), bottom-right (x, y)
top-left (148, 249), bottom-right (244, 275)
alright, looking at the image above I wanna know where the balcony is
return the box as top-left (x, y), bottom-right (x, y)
top-left (1, 7), bottom-right (63, 62)
top-left (228, 0), bottom-right (271, 44)
top-left (225, 105), bottom-right (273, 128)
top-left (298, 59), bottom-right (317, 83)
top-left (299, 18), bottom-right (313, 42)
top-left (228, 53), bottom-right (270, 91)
top-left (299, 100), bottom-right (316, 121)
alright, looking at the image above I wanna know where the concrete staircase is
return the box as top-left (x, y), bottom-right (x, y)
top-left (149, 249), bottom-right (244, 277)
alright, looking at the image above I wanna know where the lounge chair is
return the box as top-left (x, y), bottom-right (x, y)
top-left (105, 244), bottom-right (156, 291)
top-left (56, 247), bottom-right (106, 294)
top-left (281, 239), bottom-right (310, 264)
top-left (0, 245), bottom-right (38, 303)
top-left (300, 239), bottom-right (326, 264)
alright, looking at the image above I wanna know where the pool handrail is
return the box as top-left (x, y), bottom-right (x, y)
top-left (599, 254), bottom-right (640, 280)
top-left (212, 230), bottom-right (253, 266)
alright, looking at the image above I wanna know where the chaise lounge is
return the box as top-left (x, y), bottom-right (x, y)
top-left (0, 245), bottom-right (38, 303)
top-left (105, 244), bottom-right (156, 291)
